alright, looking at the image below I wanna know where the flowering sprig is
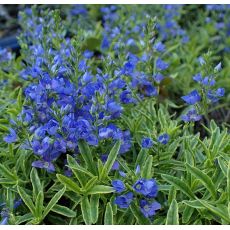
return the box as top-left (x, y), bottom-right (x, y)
top-left (111, 165), bottom-right (161, 220)
top-left (181, 52), bottom-right (225, 123)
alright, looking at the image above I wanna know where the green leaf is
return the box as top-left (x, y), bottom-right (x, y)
top-left (218, 157), bottom-right (227, 177)
top-left (90, 194), bottom-right (99, 224)
top-left (67, 155), bottom-right (87, 187)
top-left (15, 213), bottom-right (34, 225)
top-left (17, 186), bottom-right (35, 216)
top-left (185, 163), bottom-right (216, 199)
top-left (161, 174), bottom-right (195, 199)
top-left (0, 163), bottom-right (17, 182)
top-left (84, 176), bottom-right (98, 192)
top-left (0, 178), bottom-right (15, 184)
top-left (100, 141), bottom-right (121, 180)
top-left (87, 185), bottom-right (114, 195)
top-left (182, 200), bottom-right (204, 209)
top-left (141, 155), bottom-right (153, 179)
top-left (35, 191), bottom-right (44, 218)
top-left (130, 202), bottom-right (151, 224)
top-left (67, 154), bottom-right (94, 177)
top-left (51, 204), bottom-right (76, 218)
top-left (168, 186), bottom-right (177, 205)
top-left (81, 196), bottom-right (92, 225)
top-left (57, 174), bottom-right (81, 194)
top-left (42, 186), bottom-right (66, 219)
top-left (182, 205), bottom-right (194, 224)
top-left (166, 199), bottom-right (179, 225)
top-left (104, 202), bottom-right (113, 225)
top-left (135, 149), bottom-right (148, 168)
top-left (228, 202), bottom-right (230, 218)
top-left (197, 199), bottom-right (230, 223)
top-left (17, 88), bottom-right (23, 109)
top-left (30, 168), bottom-right (42, 201)
top-left (78, 140), bottom-right (97, 175)
top-left (227, 162), bottom-right (230, 202)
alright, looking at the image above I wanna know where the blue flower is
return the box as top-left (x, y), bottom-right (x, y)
top-left (120, 90), bottom-right (136, 104)
top-left (78, 59), bottom-right (88, 72)
top-left (181, 90), bottom-right (201, 105)
top-left (0, 217), bottom-right (8, 225)
top-left (114, 192), bottom-right (133, 208)
top-left (133, 178), bottom-right (158, 198)
top-left (135, 165), bottom-right (140, 175)
top-left (154, 42), bottom-right (165, 52)
top-left (154, 73), bottom-right (164, 83)
top-left (141, 137), bottom-right (153, 149)
top-left (156, 58), bottom-right (169, 71)
top-left (181, 108), bottom-right (202, 122)
top-left (32, 137), bottom-right (51, 156)
top-left (157, 133), bottom-right (170, 145)
top-left (142, 82), bottom-right (158, 97)
top-left (83, 50), bottom-right (94, 59)
top-left (140, 200), bottom-right (161, 218)
top-left (198, 56), bottom-right (205, 66)
top-left (119, 171), bottom-right (127, 177)
top-left (3, 128), bottom-right (17, 143)
top-left (207, 88), bottom-right (225, 102)
top-left (46, 119), bottom-right (59, 135)
top-left (193, 73), bottom-right (202, 83)
top-left (13, 199), bottom-right (23, 209)
top-left (101, 36), bottom-right (110, 50)
top-left (32, 160), bottom-right (55, 173)
top-left (112, 179), bottom-right (125, 193)
top-left (82, 71), bottom-right (93, 83)
top-left (99, 127), bottom-right (114, 139)
top-left (107, 101), bottom-right (123, 118)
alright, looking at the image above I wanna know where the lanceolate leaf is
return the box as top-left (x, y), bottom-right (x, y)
top-left (227, 162), bottom-right (230, 202)
top-left (161, 174), bottom-right (195, 199)
top-left (182, 205), bottom-right (194, 224)
top-left (42, 186), bottom-right (66, 219)
top-left (218, 157), bottom-right (227, 177)
top-left (81, 196), bottom-right (92, 225)
top-left (35, 191), bottom-right (44, 218)
top-left (104, 202), bottom-right (113, 225)
top-left (56, 174), bottom-right (81, 194)
top-left (84, 176), bottom-right (98, 192)
top-left (185, 163), bottom-right (216, 199)
top-left (15, 213), bottom-right (34, 225)
top-left (51, 204), bottom-right (77, 218)
top-left (0, 163), bottom-right (17, 182)
top-left (166, 199), bottom-right (179, 225)
top-left (17, 186), bottom-right (35, 216)
top-left (197, 199), bottom-right (230, 223)
top-left (67, 154), bottom-right (95, 178)
top-left (30, 168), bottom-right (42, 201)
top-left (78, 140), bottom-right (97, 175)
top-left (90, 194), bottom-right (100, 224)
top-left (141, 155), bottom-right (153, 179)
top-left (87, 185), bottom-right (114, 195)
top-left (100, 141), bottom-right (121, 180)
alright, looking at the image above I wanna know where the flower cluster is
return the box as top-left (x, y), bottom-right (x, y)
top-left (112, 177), bottom-right (161, 219)
top-left (205, 5), bottom-right (230, 52)
top-left (181, 55), bottom-right (225, 122)
top-left (3, 7), bottom-right (170, 173)
top-left (141, 133), bottom-right (170, 149)
top-left (157, 5), bottom-right (189, 43)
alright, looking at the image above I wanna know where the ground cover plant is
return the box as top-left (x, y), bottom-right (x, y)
top-left (0, 4), bottom-right (230, 225)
